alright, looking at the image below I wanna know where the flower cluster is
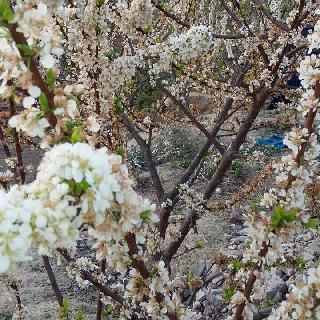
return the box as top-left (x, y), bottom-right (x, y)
top-left (0, 143), bottom-right (156, 272)
top-left (228, 19), bottom-right (320, 320)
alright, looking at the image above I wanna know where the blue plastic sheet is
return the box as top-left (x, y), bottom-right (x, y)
top-left (256, 134), bottom-right (286, 149)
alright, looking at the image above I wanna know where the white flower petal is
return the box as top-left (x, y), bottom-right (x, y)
top-left (28, 86), bottom-right (41, 98)
top-left (23, 96), bottom-right (36, 109)
top-left (40, 54), bottom-right (55, 69)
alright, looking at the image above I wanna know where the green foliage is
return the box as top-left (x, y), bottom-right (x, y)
top-left (46, 69), bottom-right (56, 88)
top-left (294, 256), bottom-right (306, 273)
top-left (116, 146), bottom-right (125, 158)
top-left (102, 306), bottom-right (112, 319)
top-left (102, 305), bottom-right (120, 319)
top-left (194, 240), bottom-right (205, 249)
top-left (270, 206), bottom-right (297, 229)
top-left (113, 96), bottom-right (122, 114)
top-left (16, 44), bottom-right (34, 56)
top-left (140, 209), bottom-right (152, 221)
top-left (231, 259), bottom-right (243, 273)
top-left (0, 1), bottom-right (14, 23)
top-left (76, 309), bottom-right (84, 320)
top-left (59, 300), bottom-right (85, 319)
top-left (223, 285), bottom-right (236, 302)
top-left (302, 219), bottom-right (320, 229)
top-left (75, 180), bottom-right (90, 197)
top-left (60, 299), bottom-right (70, 318)
top-left (249, 199), bottom-right (259, 213)
top-left (0, 311), bottom-right (12, 320)
top-left (96, 0), bottom-right (105, 6)
top-left (257, 297), bottom-right (277, 312)
top-left (164, 128), bottom-right (193, 168)
top-left (231, 160), bottom-right (244, 178)
top-left (134, 82), bottom-right (161, 113)
top-left (39, 92), bottom-right (49, 112)
top-left (68, 120), bottom-right (84, 144)
top-left (103, 51), bottom-right (115, 59)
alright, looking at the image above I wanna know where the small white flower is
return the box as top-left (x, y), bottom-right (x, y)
top-left (28, 86), bottom-right (41, 98)
top-left (23, 96), bottom-right (36, 109)
top-left (40, 54), bottom-right (55, 69)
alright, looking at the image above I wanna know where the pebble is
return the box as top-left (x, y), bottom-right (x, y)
top-left (229, 208), bottom-right (245, 224)
top-left (308, 239), bottom-right (320, 257)
top-left (194, 261), bottom-right (207, 277)
top-left (205, 264), bottom-right (222, 283)
top-left (211, 276), bottom-right (225, 288)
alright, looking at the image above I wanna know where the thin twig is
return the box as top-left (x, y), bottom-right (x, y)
top-left (42, 256), bottom-right (64, 308)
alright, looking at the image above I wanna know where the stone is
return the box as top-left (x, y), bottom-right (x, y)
top-left (194, 261), bottom-right (207, 277)
top-left (231, 236), bottom-right (248, 246)
top-left (203, 306), bottom-right (213, 316)
top-left (211, 276), bottom-right (225, 288)
top-left (308, 239), bottom-right (320, 257)
top-left (229, 208), bottom-right (245, 224)
top-left (253, 307), bottom-right (274, 320)
top-left (266, 280), bottom-right (288, 300)
top-left (207, 294), bottom-right (224, 311)
top-left (205, 265), bottom-right (222, 283)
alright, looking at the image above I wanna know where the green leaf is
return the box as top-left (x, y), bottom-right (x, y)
top-left (16, 44), bottom-right (33, 56)
top-left (75, 180), bottom-right (90, 196)
top-left (223, 285), bottom-right (236, 302)
top-left (96, 0), bottom-right (105, 6)
top-left (303, 219), bottom-right (320, 229)
top-left (140, 209), bottom-right (152, 221)
top-left (113, 96), bottom-right (122, 114)
top-left (103, 51), bottom-right (114, 59)
top-left (76, 309), bottom-right (84, 320)
top-left (46, 69), bottom-right (55, 88)
top-left (60, 299), bottom-right (69, 317)
top-left (65, 120), bottom-right (73, 132)
top-left (70, 126), bottom-right (82, 144)
top-left (116, 146), bottom-right (125, 158)
top-left (39, 92), bottom-right (49, 112)
top-left (231, 259), bottom-right (243, 273)
top-left (271, 206), bottom-right (297, 229)
top-left (3, 6), bottom-right (14, 22)
top-left (194, 240), bottom-right (204, 249)
top-left (0, 1), bottom-right (14, 22)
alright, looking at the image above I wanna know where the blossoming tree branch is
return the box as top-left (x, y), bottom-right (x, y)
top-left (0, 0), bottom-right (320, 319)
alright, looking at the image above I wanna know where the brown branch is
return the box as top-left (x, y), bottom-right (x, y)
top-left (122, 114), bottom-right (165, 203)
top-left (57, 249), bottom-right (125, 305)
top-left (8, 24), bottom-right (57, 127)
top-left (161, 87), bottom-right (225, 155)
top-left (125, 233), bottom-right (150, 279)
top-left (96, 259), bottom-right (106, 320)
top-left (42, 256), bottom-right (64, 307)
top-left (10, 282), bottom-right (22, 311)
top-left (158, 98), bottom-right (235, 238)
top-left (163, 86), bottom-right (271, 262)
top-left (233, 243), bottom-right (269, 320)
top-left (220, 0), bottom-right (242, 29)
top-left (9, 99), bottom-right (25, 184)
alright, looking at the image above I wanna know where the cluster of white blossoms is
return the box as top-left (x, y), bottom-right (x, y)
top-left (0, 186), bottom-right (32, 273)
top-left (0, 143), bottom-right (157, 273)
top-left (0, 2), bottom-right (60, 138)
top-left (8, 106), bottom-right (50, 138)
top-left (228, 20), bottom-right (320, 319)
top-left (106, 0), bottom-right (153, 35)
